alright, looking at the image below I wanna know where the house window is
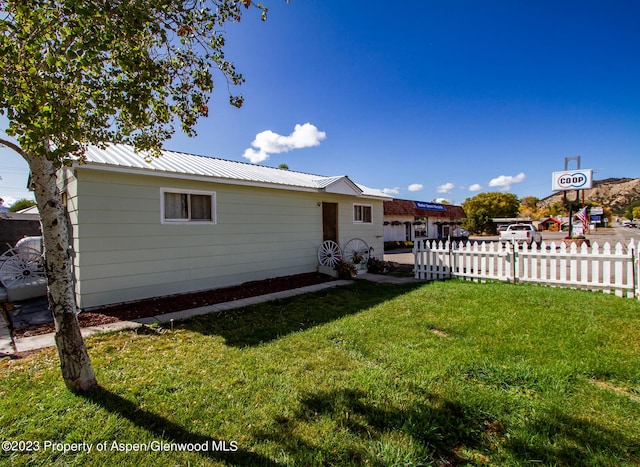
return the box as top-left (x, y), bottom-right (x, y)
top-left (353, 204), bottom-right (372, 224)
top-left (161, 189), bottom-right (216, 224)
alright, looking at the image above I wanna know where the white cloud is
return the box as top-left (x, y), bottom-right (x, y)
top-left (436, 182), bottom-right (455, 193)
top-left (242, 123), bottom-right (327, 163)
top-left (0, 196), bottom-right (17, 207)
top-left (434, 197), bottom-right (450, 204)
top-left (408, 183), bottom-right (424, 192)
top-left (469, 183), bottom-right (482, 192)
top-left (383, 187), bottom-right (400, 195)
top-left (488, 172), bottom-right (526, 191)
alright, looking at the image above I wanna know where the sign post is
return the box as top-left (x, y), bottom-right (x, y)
top-left (551, 157), bottom-right (593, 237)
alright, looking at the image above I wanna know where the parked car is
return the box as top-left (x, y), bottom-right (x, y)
top-left (499, 224), bottom-right (542, 247)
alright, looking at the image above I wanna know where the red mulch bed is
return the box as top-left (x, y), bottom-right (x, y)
top-left (13, 273), bottom-right (335, 338)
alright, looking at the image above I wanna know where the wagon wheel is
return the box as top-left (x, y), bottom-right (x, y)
top-left (343, 238), bottom-right (370, 265)
top-left (317, 240), bottom-right (342, 267)
top-left (0, 247), bottom-right (46, 288)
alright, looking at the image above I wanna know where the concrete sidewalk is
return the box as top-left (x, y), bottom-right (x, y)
top-left (0, 314), bottom-right (14, 355)
top-left (356, 272), bottom-right (418, 285)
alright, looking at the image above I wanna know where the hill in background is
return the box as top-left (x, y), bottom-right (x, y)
top-left (537, 178), bottom-right (640, 214)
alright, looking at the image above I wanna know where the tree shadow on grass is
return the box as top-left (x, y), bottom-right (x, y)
top-left (81, 386), bottom-right (278, 466)
top-left (251, 387), bottom-right (486, 466)
top-left (504, 408), bottom-right (640, 466)
top-left (249, 386), bottom-right (640, 466)
top-left (177, 281), bottom-right (424, 348)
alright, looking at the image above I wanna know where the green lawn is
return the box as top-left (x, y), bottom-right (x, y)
top-left (1, 280), bottom-right (639, 466)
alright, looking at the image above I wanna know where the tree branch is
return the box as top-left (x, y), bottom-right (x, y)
top-left (0, 136), bottom-right (27, 159)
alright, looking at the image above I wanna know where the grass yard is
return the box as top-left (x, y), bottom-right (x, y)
top-left (1, 280), bottom-right (639, 466)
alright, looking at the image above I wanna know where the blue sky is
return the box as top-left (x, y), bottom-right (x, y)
top-left (1, 0), bottom-right (639, 207)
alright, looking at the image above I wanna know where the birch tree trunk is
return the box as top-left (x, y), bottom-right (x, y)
top-left (3, 0), bottom-right (268, 392)
top-left (24, 150), bottom-right (97, 392)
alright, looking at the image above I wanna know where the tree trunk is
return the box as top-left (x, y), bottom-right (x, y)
top-left (24, 150), bottom-right (98, 392)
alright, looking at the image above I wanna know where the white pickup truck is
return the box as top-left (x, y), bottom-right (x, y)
top-left (498, 224), bottom-right (542, 247)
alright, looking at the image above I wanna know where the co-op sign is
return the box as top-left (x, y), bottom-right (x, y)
top-left (552, 169), bottom-right (593, 191)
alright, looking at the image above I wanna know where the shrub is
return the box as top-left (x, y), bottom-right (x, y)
top-left (384, 241), bottom-right (414, 251)
top-left (334, 260), bottom-right (356, 279)
top-left (367, 257), bottom-right (387, 274)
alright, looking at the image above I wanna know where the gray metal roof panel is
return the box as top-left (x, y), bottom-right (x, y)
top-left (79, 144), bottom-right (390, 198)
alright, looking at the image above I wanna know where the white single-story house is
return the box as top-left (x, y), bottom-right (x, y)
top-left (60, 144), bottom-right (390, 310)
top-left (383, 199), bottom-right (467, 242)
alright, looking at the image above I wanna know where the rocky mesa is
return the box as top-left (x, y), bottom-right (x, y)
top-left (538, 178), bottom-right (640, 213)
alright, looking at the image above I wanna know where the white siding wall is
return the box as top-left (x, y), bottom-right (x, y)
top-left (339, 201), bottom-right (385, 261)
top-left (67, 169), bottom-right (384, 309)
top-left (383, 216), bottom-right (414, 242)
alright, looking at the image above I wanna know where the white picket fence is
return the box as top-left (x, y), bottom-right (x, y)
top-left (413, 239), bottom-right (639, 299)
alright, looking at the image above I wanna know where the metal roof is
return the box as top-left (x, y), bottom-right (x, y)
top-left (78, 144), bottom-right (390, 199)
top-left (0, 211), bottom-right (40, 221)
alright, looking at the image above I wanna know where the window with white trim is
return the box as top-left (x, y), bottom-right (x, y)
top-left (161, 188), bottom-right (216, 224)
top-left (353, 204), bottom-right (372, 224)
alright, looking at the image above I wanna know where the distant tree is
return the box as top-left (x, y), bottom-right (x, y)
top-left (519, 196), bottom-right (540, 220)
top-left (520, 196), bottom-right (539, 209)
top-left (624, 202), bottom-right (640, 220)
top-left (547, 201), bottom-right (565, 217)
top-left (463, 207), bottom-right (492, 235)
top-left (278, 163), bottom-right (289, 170)
top-left (0, 0), bottom-right (269, 392)
top-left (8, 198), bottom-right (36, 212)
top-left (632, 206), bottom-right (640, 220)
top-left (462, 192), bottom-right (520, 234)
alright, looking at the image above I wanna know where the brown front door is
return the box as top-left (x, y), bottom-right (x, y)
top-left (322, 202), bottom-right (338, 243)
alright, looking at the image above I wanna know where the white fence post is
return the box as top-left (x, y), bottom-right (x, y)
top-left (633, 239), bottom-right (639, 300)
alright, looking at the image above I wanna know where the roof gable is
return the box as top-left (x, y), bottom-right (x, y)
top-left (314, 176), bottom-right (363, 196)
